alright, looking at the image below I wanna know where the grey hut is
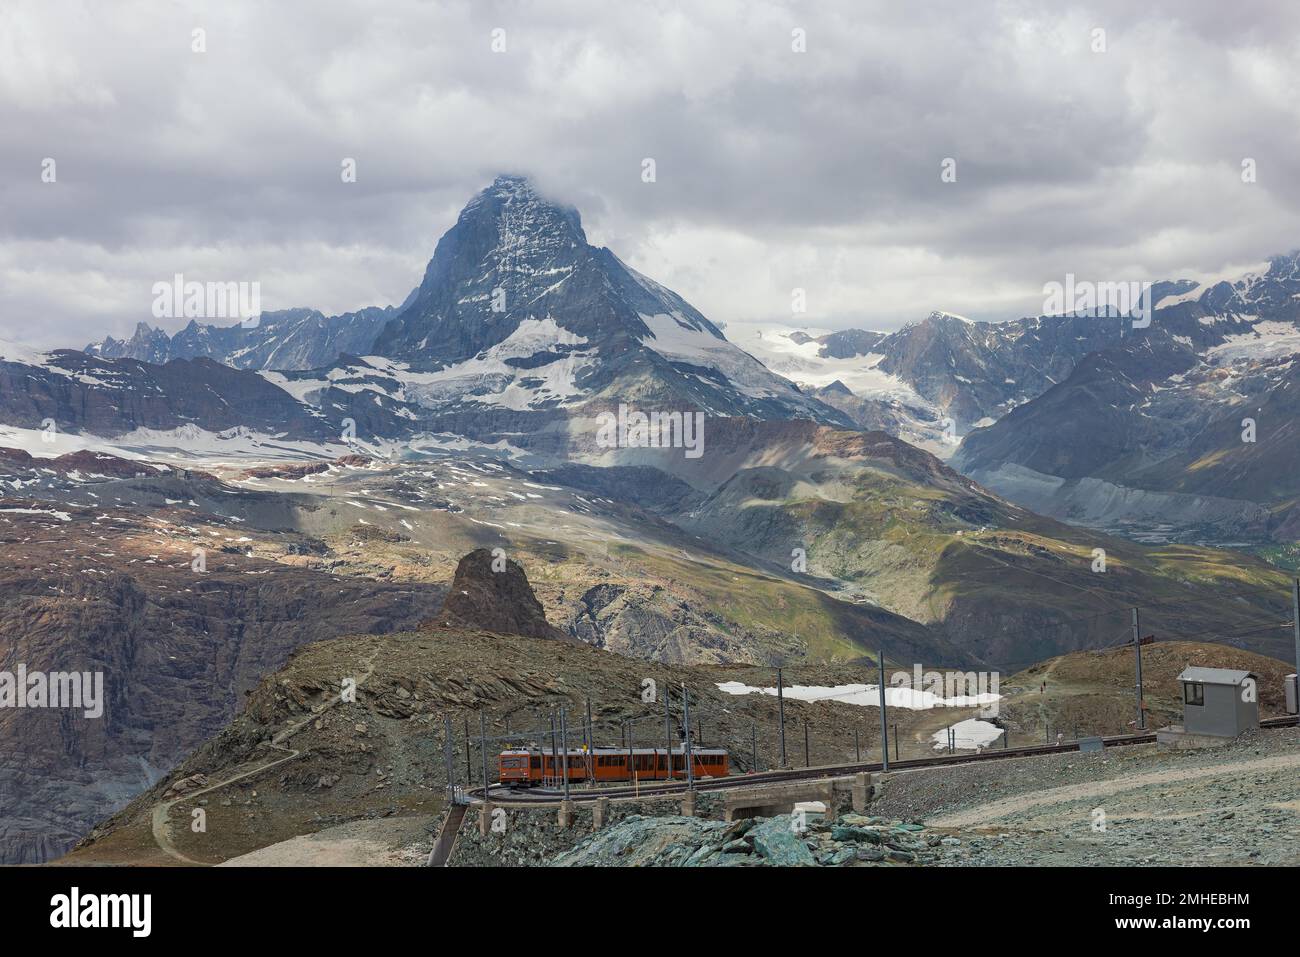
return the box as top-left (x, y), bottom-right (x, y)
top-left (1177, 667), bottom-right (1258, 739)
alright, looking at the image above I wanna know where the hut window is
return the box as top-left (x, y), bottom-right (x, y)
top-left (1184, 682), bottom-right (1204, 706)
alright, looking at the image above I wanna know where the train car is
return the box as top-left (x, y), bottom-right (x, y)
top-left (498, 746), bottom-right (728, 787)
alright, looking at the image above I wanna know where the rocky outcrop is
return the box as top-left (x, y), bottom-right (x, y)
top-left (436, 548), bottom-right (570, 642)
top-left (0, 447), bottom-right (161, 478)
top-left (551, 812), bottom-right (947, 867)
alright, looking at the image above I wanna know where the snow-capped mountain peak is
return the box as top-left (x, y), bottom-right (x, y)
top-left (362, 175), bottom-right (845, 423)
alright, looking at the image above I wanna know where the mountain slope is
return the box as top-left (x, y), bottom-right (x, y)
top-left (0, 342), bottom-right (342, 439)
top-left (568, 417), bottom-right (1296, 668)
top-left (954, 258), bottom-right (1300, 544)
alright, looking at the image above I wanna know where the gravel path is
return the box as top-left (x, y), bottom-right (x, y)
top-left (217, 817), bottom-right (435, 867)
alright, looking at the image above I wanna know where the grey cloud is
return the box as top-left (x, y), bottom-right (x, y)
top-left (1, 0), bottom-right (1299, 346)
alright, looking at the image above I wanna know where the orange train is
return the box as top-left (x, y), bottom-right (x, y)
top-left (499, 747), bottom-right (729, 787)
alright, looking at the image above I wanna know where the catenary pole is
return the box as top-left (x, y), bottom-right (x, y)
top-left (560, 708), bottom-right (570, 801)
top-left (479, 711), bottom-right (490, 798)
top-left (878, 650), bottom-right (890, 772)
top-left (464, 717), bottom-right (472, 783)
top-left (663, 692), bottom-right (673, 780)
top-left (1133, 607), bottom-right (1145, 730)
top-left (1292, 579), bottom-right (1300, 708)
top-left (444, 715), bottom-right (455, 800)
top-left (777, 667), bottom-right (787, 768)
top-left (683, 683), bottom-right (695, 790)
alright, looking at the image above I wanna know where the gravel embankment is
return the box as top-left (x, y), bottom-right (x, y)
top-left (873, 729), bottom-right (1300, 865)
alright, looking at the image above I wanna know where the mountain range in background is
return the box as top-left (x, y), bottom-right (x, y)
top-left (35, 175), bottom-right (1299, 554)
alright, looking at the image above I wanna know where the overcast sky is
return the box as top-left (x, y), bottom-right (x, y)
top-left (3, 0), bottom-right (1300, 349)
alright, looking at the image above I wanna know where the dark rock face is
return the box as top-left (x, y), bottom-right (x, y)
top-left (437, 548), bottom-right (570, 642)
top-left (815, 329), bottom-right (888, 359)
top-left (955, 340), bottom-right (1200, 481)
top-left (0, 506), bottom-right (446, 864)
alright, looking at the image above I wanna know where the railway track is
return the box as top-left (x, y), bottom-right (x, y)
top-left (477, 715), bottom-right (1299, 805)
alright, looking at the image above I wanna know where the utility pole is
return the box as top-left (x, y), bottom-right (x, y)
top-left (878, 649), bottom-right (890, 772)
top-left (682, 683), bottom-right (695, 789)
top-left (854, 728), bottom-right (860, 762)
top-left (585, 697), bottom-right (592, 752)
top-left (559, 708), bottom-right (570, 801)
top-left (479, 711), bottom-right (490, 798)
top-left (751, 721), bottom-right (758, 772)
top-left (777, 667), bottom-right (787, 768)
top-left (893, 723), bottom-right (899, 761)
top-left (803, 718), bottom-right (810, 767)
top-left (1133, 607), bottom-right (1145, 730)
